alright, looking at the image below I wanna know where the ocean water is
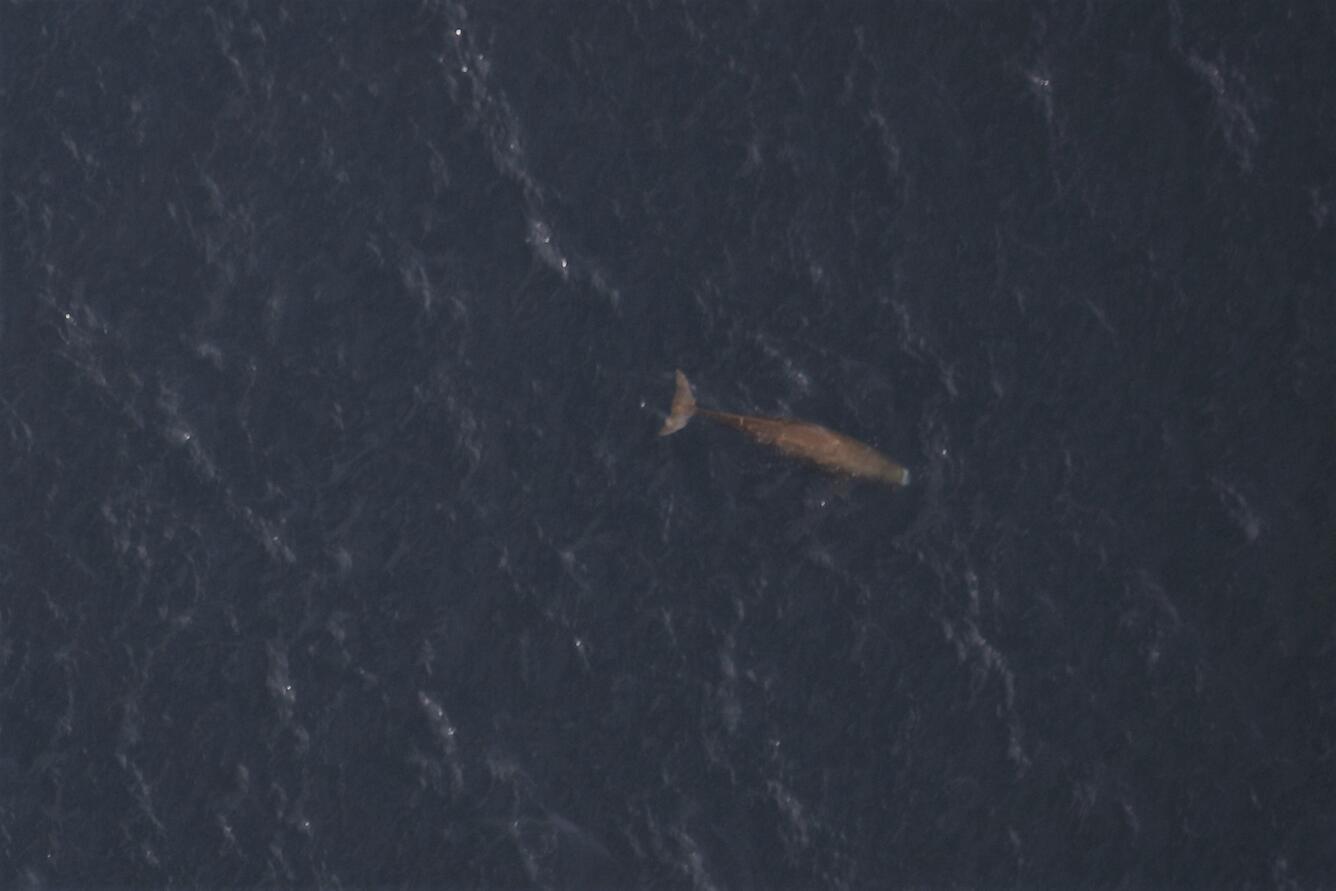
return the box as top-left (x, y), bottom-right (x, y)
top-left (3, 1), bottom-right (1333, 887)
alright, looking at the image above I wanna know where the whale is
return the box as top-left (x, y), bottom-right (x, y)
top-left (658, 370), bottom-right (909, 486)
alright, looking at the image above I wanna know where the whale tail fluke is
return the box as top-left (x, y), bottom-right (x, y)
top-left (658, 369), bottom-right (697, 436)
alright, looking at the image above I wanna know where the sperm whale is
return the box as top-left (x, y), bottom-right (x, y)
top-left (659, 370), bottom-right (909, 486)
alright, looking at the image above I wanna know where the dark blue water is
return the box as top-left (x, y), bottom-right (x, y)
top-left (3, 2), bottom-right (1333, 887)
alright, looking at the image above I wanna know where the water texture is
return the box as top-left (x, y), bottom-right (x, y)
top-left (2, 2), bottom-right (1333, 887)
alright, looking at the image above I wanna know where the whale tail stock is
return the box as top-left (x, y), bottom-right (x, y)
top-left (658, 369), bottom-right (697, 436)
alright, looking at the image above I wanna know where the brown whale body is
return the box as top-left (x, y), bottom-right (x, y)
top-left (659, 370), bottom-right (909, 486)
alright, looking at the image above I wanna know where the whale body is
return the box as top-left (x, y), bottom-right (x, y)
top-left (658, 370), bottom-right (909, 487)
